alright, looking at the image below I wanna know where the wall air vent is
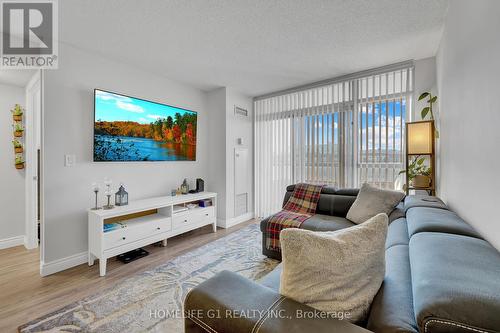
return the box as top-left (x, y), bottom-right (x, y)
top-left (234, 106), bottom-right (248, 117)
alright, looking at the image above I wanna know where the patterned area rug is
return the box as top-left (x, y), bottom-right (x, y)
top-left (19, 224), bottom-right (278, 333)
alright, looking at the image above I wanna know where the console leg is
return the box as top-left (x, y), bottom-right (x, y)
top-left (99, 258), bottom-right (107, 277)
top-left (88, 252), bottom-right (95, 266)
top-left (161, 239), bottom-right (168, 247)
top-left (212, 222), bottom-right (217, 233)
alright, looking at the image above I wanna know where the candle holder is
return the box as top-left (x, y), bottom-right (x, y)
top-left (91, 182), bottom-right (102, 210)
top-left (103, 178), bottom-right (115, 210)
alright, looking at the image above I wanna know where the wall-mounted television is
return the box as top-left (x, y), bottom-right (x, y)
top-left (94, 89), bottom-right (197, 162)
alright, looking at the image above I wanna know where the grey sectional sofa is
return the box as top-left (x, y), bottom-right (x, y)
top-left (184, 187), bottom-right (500, 333)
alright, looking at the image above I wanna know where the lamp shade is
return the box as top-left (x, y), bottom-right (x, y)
top-left (407, 121), bottom-right (433, 154)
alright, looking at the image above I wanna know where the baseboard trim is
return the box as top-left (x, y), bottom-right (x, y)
top-left (217, 212), bottom-right (254, 229)
top-left (40, 251), bottom-right (88, 276)
top-left (0, 235), bottom-right (25, 250)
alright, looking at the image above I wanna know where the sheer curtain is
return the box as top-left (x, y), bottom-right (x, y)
top-left (254, 63), bottom-right (413, 218)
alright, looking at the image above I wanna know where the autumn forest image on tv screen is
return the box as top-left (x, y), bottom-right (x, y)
top-left (94, 89), bottom-right (197, 162)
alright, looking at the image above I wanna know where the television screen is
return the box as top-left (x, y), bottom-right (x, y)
top-left (94, 89), bottom-right (197, 162)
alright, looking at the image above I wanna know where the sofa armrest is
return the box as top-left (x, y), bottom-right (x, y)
top-left (184, 270), bottom-right (372, 333)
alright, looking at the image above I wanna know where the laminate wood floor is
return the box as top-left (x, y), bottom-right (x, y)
top-left (0, 220), bottom-right (256, 332)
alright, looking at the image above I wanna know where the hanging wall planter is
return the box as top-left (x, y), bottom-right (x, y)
top-left (15, 155), bottom-right (25, 170)
top-left (11, 104), bottom-right (24, 122)
top-left (13, 123), bottom-right (24, 137)
top-left (13, 140), bottom-right (23, 153)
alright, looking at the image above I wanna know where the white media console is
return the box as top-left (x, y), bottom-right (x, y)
top-left (88, 192), bottom-right (217, 276)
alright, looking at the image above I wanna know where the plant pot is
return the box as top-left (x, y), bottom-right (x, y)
top-left (14, 131), bottom-right (23, 137)
top-left (15, 147), bottom-right (23, 153)
top-left (13, 115), bottom-right (22, 121)
top-left (412, 175), bottom-right (431, 188)
top-left (15, 163), bottom-right (24, 170)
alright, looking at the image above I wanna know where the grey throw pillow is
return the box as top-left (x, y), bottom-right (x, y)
top-left (279, 213), bottom-right (388, 323)
top-left (346, 183), bottom-right (405, 224)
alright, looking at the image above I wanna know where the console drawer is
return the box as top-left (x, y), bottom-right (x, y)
top-left (103, 218), bottom-right (171, 250)
top-left (172, 207), bottom-right (215, 230)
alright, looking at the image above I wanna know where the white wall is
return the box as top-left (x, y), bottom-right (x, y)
top-left (414, 57), bottom-right (437, 122)
top-left (42, 43), bottom-right (209, 265)
top-left (206, 88), bottom-right (227, 220)
top-left (0, 83), bottom-right (26, 247)
top-left (206, 87), bottom-right (254, 227)
top-left (225, 88), bottom-right (254, 223)
top-left (436, 0), bottom-right (500, 250)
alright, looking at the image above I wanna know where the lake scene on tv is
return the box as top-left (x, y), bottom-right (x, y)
top-left (94, 89), bottom-right (197, 161)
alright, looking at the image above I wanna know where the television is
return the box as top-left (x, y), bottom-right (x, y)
top-left (93, 89), bottom-right (197, 162)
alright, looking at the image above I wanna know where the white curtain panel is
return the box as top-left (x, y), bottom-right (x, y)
top-left (255, 65), bottom-right (413, 218)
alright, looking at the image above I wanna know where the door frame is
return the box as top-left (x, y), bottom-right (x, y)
top-left (24, 70), bottom-right (42, 250)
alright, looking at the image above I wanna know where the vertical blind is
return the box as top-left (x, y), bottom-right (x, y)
top-left (255, 64), bottom-right (413, 218)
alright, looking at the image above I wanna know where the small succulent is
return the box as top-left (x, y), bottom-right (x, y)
top-left (15, 155), bottom-right (24, 165)
top-left (11, 104), bottom-right (24, 116)
top-left (13, 123), bottom-right (24, 132)
top-left (12, 140), bottom-right (22, 148)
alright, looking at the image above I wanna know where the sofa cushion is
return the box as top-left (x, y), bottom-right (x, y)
top-left (406, 207), bottom-right (482, 239)
top-left (279, 213), bottom-right (388, 323)
top-left (283, 191), bottom-right (357, 217)
top-left (386, 218), bottom-right (410, 249)
top-left (347, 183), bottom-right (405, 224)
top-left (403, 195), bottom-right (447, 212)
top-left (300, 214), bottom-right (355, 232)
top-left (410, 232), bottom-right (500, 333)
top-left (367, 245), bottom-right (418, 333)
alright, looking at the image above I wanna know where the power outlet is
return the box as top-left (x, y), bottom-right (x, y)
top-left (65, 154), bottom-right (76, 167)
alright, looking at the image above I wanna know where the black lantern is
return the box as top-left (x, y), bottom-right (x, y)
top-left (115, 184), bottom-right (128, 206)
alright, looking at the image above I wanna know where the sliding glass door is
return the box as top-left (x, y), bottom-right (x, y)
top-left (255, 64), bottom-right (413, 217)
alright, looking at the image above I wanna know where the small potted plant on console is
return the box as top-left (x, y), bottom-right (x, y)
top-left (400, 156), bottom-right (432, 189)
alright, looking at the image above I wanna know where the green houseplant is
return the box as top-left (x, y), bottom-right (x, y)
top-left (12, 139), bottom-right (23, 153)
top-left (11, 104), bottom-right (23, 121)
top-left (15, 155), bottom-right (24, 169)
top-left (399, 156), bottom-right (432, 189)
top-left (418, 92), bottom-right (439, 138)
top-left (13, 123), bottom-right (24, 137)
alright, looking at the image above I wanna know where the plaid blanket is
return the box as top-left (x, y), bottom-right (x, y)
top-left (265, 183), bottom-right (324, 252)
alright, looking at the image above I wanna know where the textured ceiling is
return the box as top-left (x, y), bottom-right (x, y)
top-left (60, 0), bottom-right (448, 96)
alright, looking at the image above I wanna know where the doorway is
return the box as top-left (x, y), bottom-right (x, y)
top-left (25, 71), bottom-right (42, 251)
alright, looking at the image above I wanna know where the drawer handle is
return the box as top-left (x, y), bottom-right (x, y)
top-left (122, 237), bottom-right (126, 240)
top-left (157, 227), bottom-right (161, 230)
top-left (205, 213), bottom-right (209, 216)
top-left (184, 219), bottom-right (188, 222)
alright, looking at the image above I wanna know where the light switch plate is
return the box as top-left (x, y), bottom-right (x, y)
top-left (65, 154), bottom-right (76, 167)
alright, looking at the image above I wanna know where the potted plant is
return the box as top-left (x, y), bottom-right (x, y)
top-left (11, 104), bottom-right (23, 121)
top-left (12, 139), bottom-right (23, 153)
top-left (15, 155), bottom-right (24, 169)
top-left (418, 92), bottom-right (439, 138)
top-left (399, 156), bottom-right (432, 189)
top-left (13, 123), bottom-right (24, 137)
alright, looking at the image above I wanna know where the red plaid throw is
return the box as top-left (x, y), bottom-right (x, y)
top-left (265, 183), bottom-right (324, 252)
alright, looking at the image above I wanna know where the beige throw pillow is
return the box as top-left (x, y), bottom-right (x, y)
top-left (279, 213), bottom-right (388, 323)
top-left (346, 183), bottom-right (405, 224)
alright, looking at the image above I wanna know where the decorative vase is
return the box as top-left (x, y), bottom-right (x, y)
top-left (15, 163), bottom-right (24, 170)
top-left (412, 175), bottom-right (431, 188)
top-left (14, 131), bottom-right (23, 137)
top-left (13, 115), bottom-right (22, 121)
top-left (15, 147), bottom-right (23, 153)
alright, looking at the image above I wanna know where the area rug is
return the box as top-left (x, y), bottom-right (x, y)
top-left (19, 223), bottom-right (278, 333)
